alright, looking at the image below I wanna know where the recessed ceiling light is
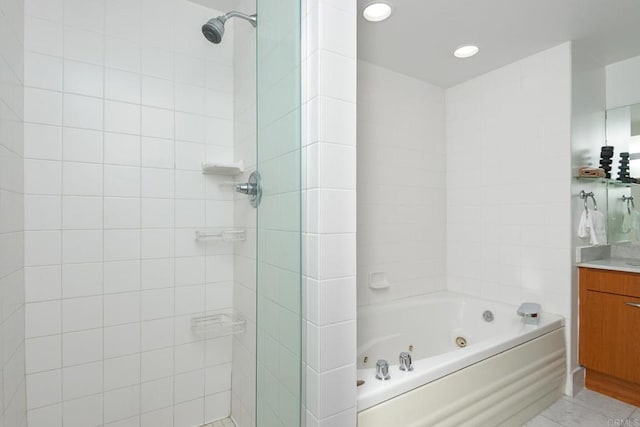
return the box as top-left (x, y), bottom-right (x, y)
top-left (363, 2), bottom-right (392, 22)
top-left (454, 45), bottom-right (479, 59)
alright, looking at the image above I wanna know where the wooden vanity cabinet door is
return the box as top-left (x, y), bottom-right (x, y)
top-left (581, 290), bottom-right (640, 383)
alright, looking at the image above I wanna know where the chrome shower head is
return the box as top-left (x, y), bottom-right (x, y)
top-left (202, 11), bottom-right (257, 44)
top-left (202, 16), bottom-right (227, 44)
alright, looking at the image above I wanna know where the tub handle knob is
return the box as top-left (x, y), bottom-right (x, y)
top-left (399, 352), bottom-right (413, 371)
top-left (375, 359), bottom-right (390, 380)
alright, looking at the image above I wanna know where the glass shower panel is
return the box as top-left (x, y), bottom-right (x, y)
top-left (255, 0), bottom-right (302, 425)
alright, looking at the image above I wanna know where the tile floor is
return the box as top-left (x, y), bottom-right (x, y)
top-left (203, 418), bottom-right (236, 427)
top-left (526, 389), bottom-right (639, 427)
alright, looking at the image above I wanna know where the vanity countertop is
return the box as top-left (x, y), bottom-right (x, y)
top-left (578, 258), bottom-right (640, 274)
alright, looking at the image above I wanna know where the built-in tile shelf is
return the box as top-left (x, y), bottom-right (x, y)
top-left (195, 229), bottom-right (246, 242)
top-left (201, 160), bottom-right (245, 176)
top-left (191, 312), bottom-right (246, 338)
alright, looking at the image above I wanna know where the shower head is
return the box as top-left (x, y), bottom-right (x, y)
top-left (202, 11), bottom-right (257, 44)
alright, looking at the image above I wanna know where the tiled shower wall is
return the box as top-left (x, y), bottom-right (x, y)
top-left (22, 0), bottom-right (237, 425)
top-left (0, 0), bottom-right (27, 425)
top-left (357, 60), bottom-right (447, 307)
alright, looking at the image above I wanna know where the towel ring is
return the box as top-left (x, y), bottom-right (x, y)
top-left (579, 190), bottom-right (597, 216)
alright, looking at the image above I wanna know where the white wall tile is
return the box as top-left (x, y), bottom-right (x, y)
top-left (25, 88), bottom-right (62, 126)
top-left (105, 101), bottom-right (141, 135)
top-left (63, 60), bottom-right (104, 98)
top-left (104, 323), bottom-right (141, 358)
top-left (62, 162), bottom-right (103, 196)
top-left (62, 361), bottom-right (103, 400)
top-left (25, 53), bottom-right (63, 91)
top-left (24, 195), bottom-right (61, 230)
top-left (62, 230), bottom-right (103, 263)
top-left (104, 260), bottom-right (140, 294)
top-left (62, 296), bottom-right (103, 332)
top-left (141, 137), bottom-right (174, 168)
top-left (104, 165), bottom-right (140, 197)
top-left (104, 229), bottom-right (140, 261)
top-left (64, 27), bottom-right (104, 65)
top-left (26, 370), bottom-right (62, 409)
top-left (25, 265), bottom-right (62, 302)
top-left (106, 68), bottom-right (141, 104)
top-left (106, 37), bottom-right (141, 73)
top-left (25, 300), bottom-right (62, 338)
top-left (104, 292), bottom-right (141, 326)
top-left (63, 127), bottom-right (103, 163)
top-left (62, 394), bottom-right (103, 427)
top-left (63, 94), bottom-right (103, 130)
top-left (26, 335), bottom-right (62, 373)
top-left (104, 133), bottom-right (140, 166)
top-left (62, 262), bottom-right (102, 298)
top-left (24, 231), bottom-right (61, 266)
top-left (62, 196), bottom-right (102, 229)
top-left (24, 123), bottom-right (62, 160)
top-left (25, 16), bottom-right (63, 56)
top-left (104, 354), bottom-right (140, 391)
top-left (62, 329), bottom-right (103, 366)
top-left (104, 197), bottom-right (141, 229)
top-left (28, 403), bottom-right (62, 427)
top-left (141, 106), bottom-right (174, 139)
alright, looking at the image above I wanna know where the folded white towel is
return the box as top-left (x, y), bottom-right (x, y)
top-left (578, 209), bottom-right (607, 245)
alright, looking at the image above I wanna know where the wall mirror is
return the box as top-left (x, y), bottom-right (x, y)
top-left (605, 103), bottom-right (640, 244)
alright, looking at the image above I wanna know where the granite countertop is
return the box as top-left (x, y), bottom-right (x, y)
top-left (578, 258), bottom-right (640, 274)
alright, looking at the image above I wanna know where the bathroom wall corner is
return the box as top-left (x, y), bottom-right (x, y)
top-left (302, 0), bottom-right (358, 425)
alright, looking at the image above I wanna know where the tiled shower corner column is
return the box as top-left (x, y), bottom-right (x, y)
top-left (302, 1), bottom-right (358, 426)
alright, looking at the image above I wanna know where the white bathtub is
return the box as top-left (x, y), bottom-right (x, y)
top-left (357, 292), bottom-right (566, 426)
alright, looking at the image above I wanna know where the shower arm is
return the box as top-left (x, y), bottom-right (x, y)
top-left (223, 11), bottom-right (257, 27)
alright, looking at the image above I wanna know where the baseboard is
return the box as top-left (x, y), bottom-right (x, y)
top-left (571, 366), bottom-right (585, 397)
top-left (585, 369), bottom-right (640, 407)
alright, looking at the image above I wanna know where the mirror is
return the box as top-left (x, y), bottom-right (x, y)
top-left (605, 103), bottom-right (640, 244)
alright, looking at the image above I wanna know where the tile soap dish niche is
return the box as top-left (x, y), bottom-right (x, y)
top-left (369, 272), bottom-right (390, 290)
top-left (201, 160), bottom-right (244, 176)
top-left (191, 311), bottom-right (245, 338)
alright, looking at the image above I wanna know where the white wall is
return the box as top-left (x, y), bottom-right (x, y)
top-left (356, 60), bottom-right (446, 308)
top-left (445, 43), bottom-right (573, 373)
top-left (0, 0), bottom-right (27, 425)
top-left (303, 0), bottom-right (358, 425)
top-left (606, 54), bottom-right (640, 110)
top-left (22, 0), bottom-right (236, 425)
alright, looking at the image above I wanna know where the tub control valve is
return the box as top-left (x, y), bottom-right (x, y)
top-left (399, 352), bottom-right (413, 371)
top-left (375, 359), bottom-right (390, 380)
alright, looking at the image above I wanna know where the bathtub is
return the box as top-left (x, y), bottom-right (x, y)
top-left (357, 292), bottom-right (566, 427)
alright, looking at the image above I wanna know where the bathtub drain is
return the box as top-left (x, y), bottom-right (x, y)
top-left (455, 336), bottom-right (467, 348)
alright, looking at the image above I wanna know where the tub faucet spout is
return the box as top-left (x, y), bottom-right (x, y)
top-left (399, 352), bottom-right (413, 371)
top-left (375, 359), bottom-right (390, 380)
top-left (517, 302), bottom-right (541, 325)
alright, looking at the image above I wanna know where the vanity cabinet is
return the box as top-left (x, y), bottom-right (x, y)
top-left (579, 267), bottom-right (640, 406)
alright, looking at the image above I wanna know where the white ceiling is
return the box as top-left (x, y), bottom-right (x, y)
top-left (358, 0), bottom-right (640, 88)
